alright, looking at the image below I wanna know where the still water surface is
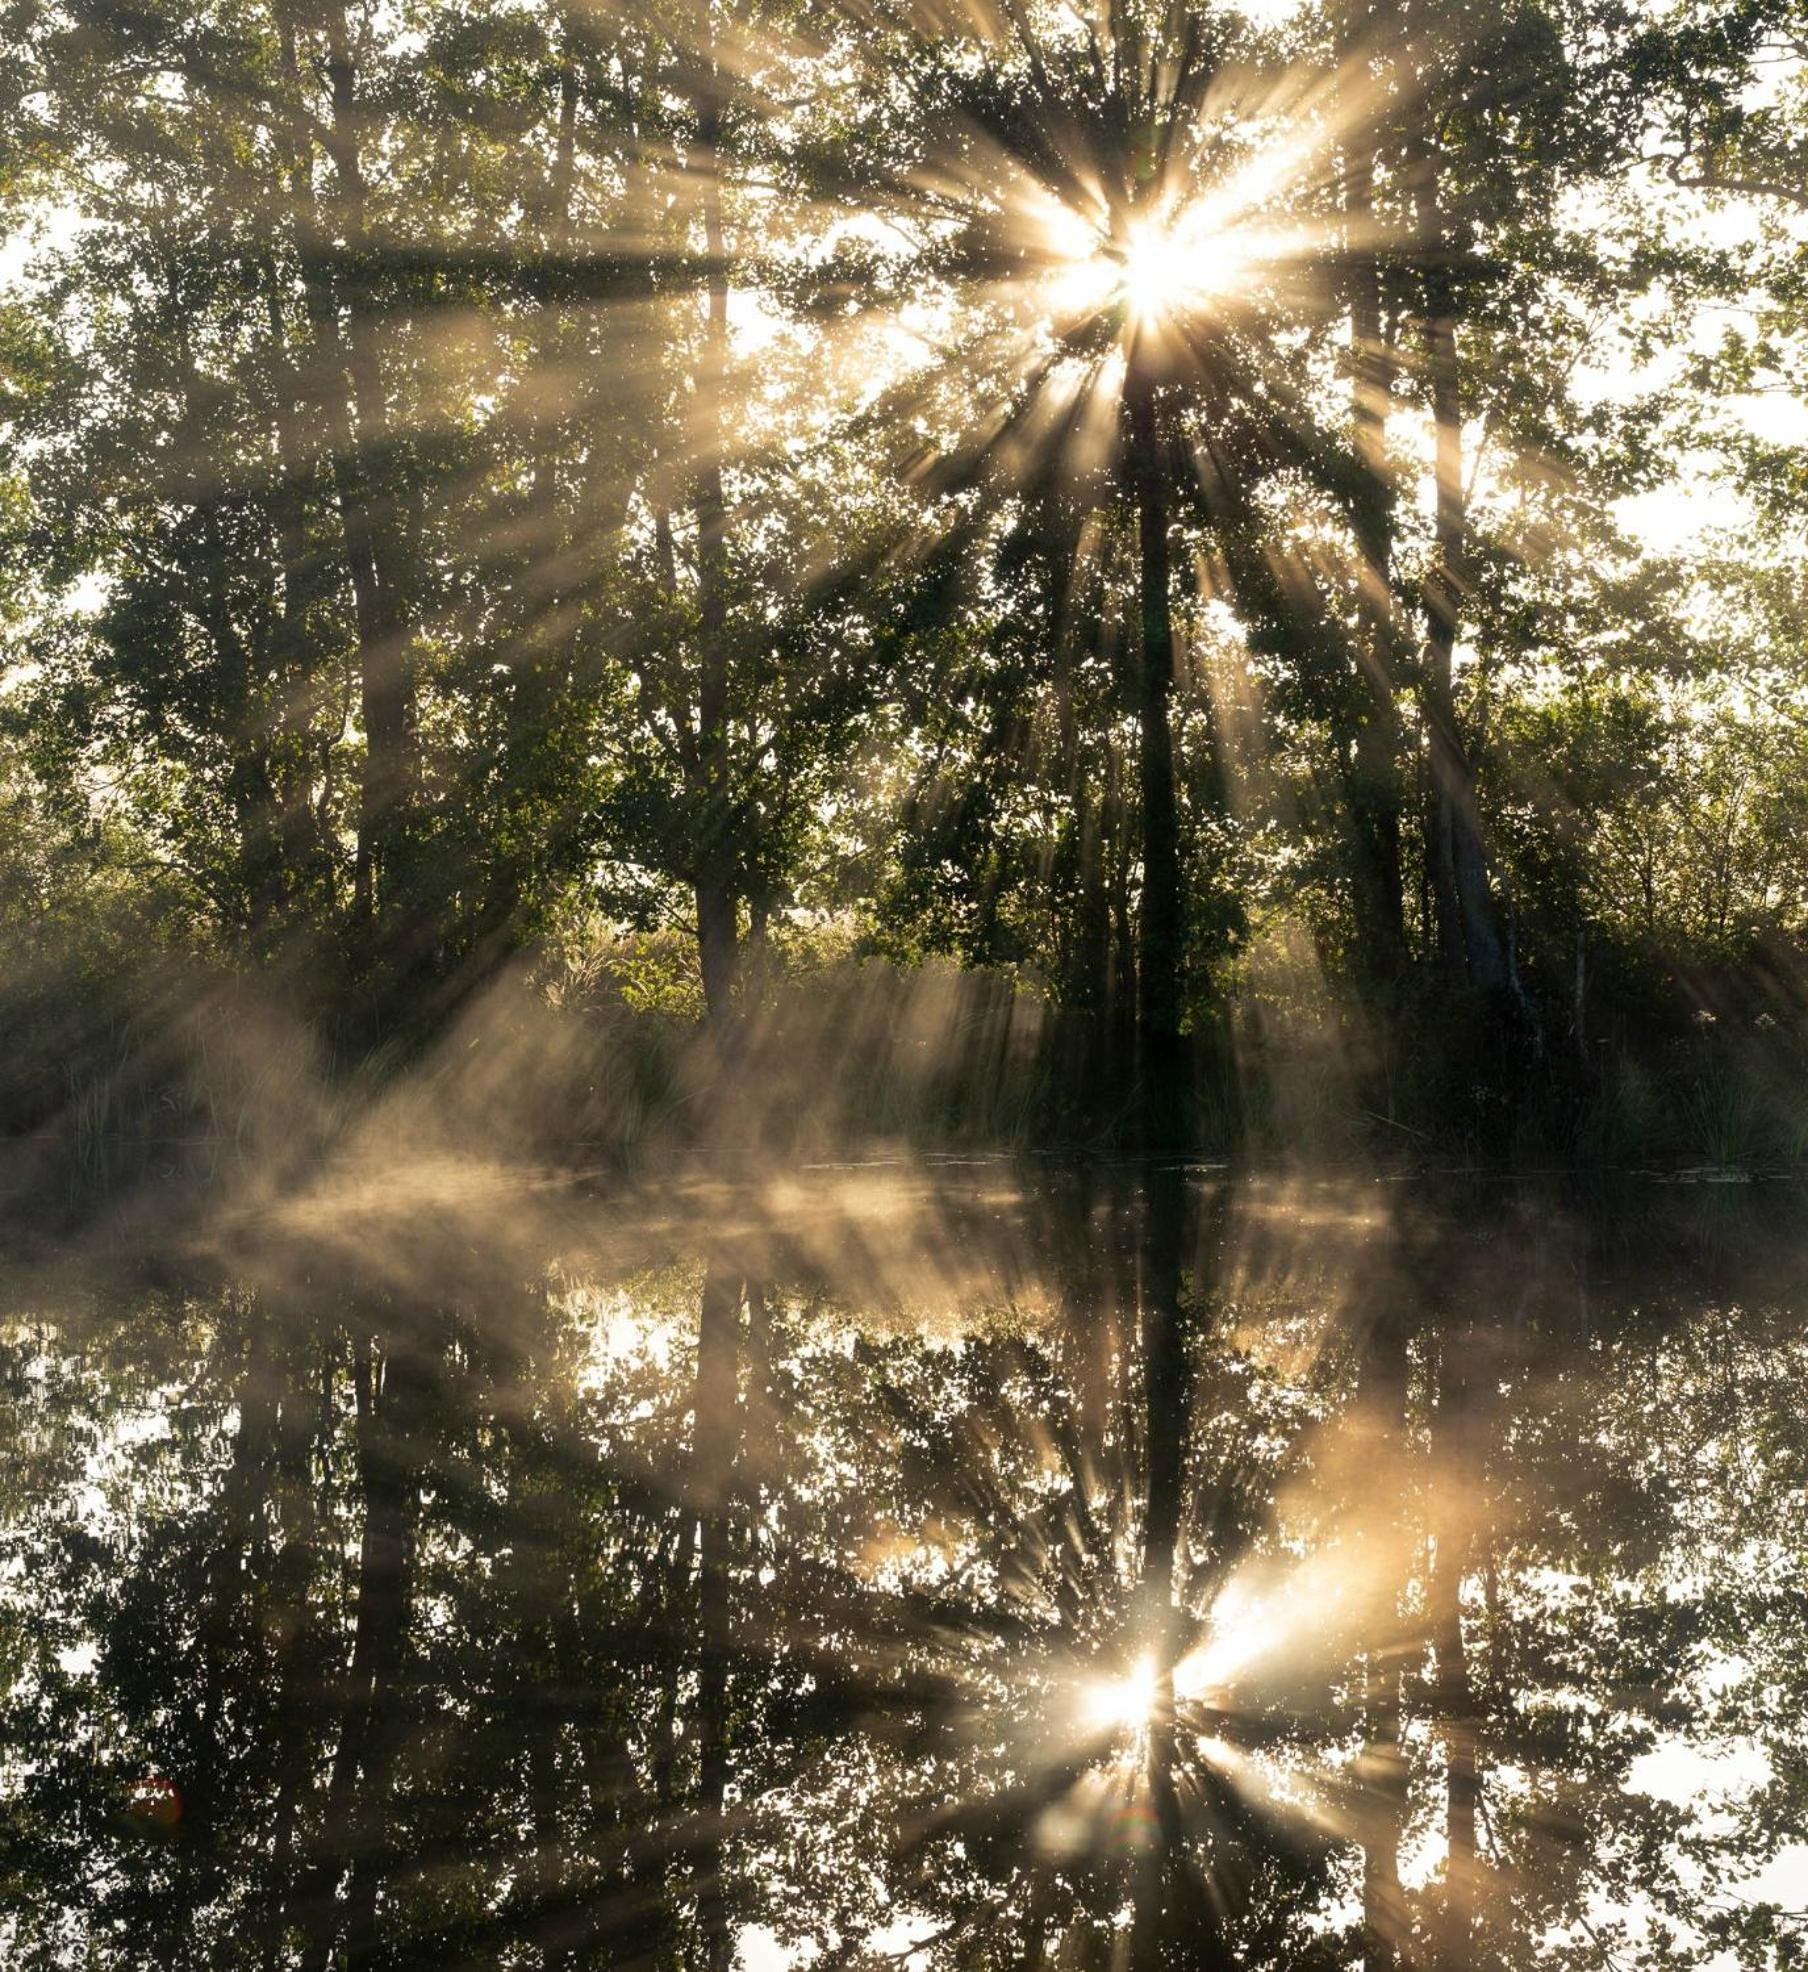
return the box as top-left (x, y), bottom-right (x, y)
top-left (3, 1166), bottom-right (1805, 1969)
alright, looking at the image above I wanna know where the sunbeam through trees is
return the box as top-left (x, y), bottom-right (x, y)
top-left (3, 0), bottom-right (1808, 1966)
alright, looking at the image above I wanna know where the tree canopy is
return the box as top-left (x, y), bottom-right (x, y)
top-left (2, 0), bottom-right (1805, 1162)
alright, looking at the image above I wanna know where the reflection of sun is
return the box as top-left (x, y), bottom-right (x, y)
top-left (1080, 1653), bottom-right (1159, 1734)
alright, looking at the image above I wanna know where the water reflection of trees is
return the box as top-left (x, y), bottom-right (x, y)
top-left (2, 1178), bottom-right (1805, 1969)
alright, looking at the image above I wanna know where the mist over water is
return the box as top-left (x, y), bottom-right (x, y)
top-left (4, 1165), bottom-right (1804, 1970)
top-left (6, 0), bottom-right (1808, 1959)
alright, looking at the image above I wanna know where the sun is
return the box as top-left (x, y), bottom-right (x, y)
top-left (1035, 203), bottom-right (1231, 331)
top-left (1117, 219), bottom-right (1198, 323)
top-left (1079, 1653), bottom-right (1159, 1734)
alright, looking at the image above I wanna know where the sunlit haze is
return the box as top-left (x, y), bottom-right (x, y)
top-left (2, 0), bottom-right (1806, 1964)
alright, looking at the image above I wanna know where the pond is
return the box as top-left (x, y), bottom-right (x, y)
top-left (3, 1164), bottom-right (1805, 1969)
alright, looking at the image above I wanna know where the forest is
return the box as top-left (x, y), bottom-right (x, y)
top-left (3, 3), bottom-right (1808, 1971)
top-left (1, 0), bottom-right (1805, 1166)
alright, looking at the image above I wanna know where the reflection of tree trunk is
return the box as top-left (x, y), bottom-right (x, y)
top-left (1433, 1326), bottom-right (1477, 1972)
top-left (551, 1562), bottom-right (667, 1965)
top-left (527, 1719), bottom-right (572, 1972)
top-left (1125, 356), bottom-right (1190, 1154)
top-left (593, 1508), bottom-right (684, 1968)
top-left (264, 1333), bottom-right (334, 1971)
top-left (294, 1328), bottom-right (426, 1972)
top-left (1138, 1165), bottom-right (1189, 1636)
top-left (740, 1278), bottom-right (776, 1502)
top-left (189, 1313), bottom-right (279, 1907)
top-left (1129, 1173), bottom-right (1243, 1972)
top-left (1362, 1648), bottom-right (1407, 1972)
top-left (1131, 1164), bottom-right (1203, 1971)
top-left (340, 1335), bottom-right (427, 1966)
top-left (1357, 1308), bottom-right (1411, 1972)
top-left (490, 1363), bottom-right (578, 1968)
top-left (692, 1255), bottom-right (744, 1972)
top-left (1066, 1169), bottom-right (1113, 1481)
top-left (1022, 1865), bottom-right (1053, 1969)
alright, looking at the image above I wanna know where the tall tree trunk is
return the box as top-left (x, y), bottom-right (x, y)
top-left (167, 319), bottom-right (291, 942)
top-left (273, 3), bottom-right (414, 972)
top-left (1042, 497), bottom-right (1109, 1124)
top-left (320, 0), bottom-right (416, 948)
top-left (1124, 355), bottom-right (1189, 1153)
top-left (227, 741), bottom-right (286, 941)
top-left (690, 1255), bottom-right (743, 1972)
top-left (262, 256), bottom-right (339, 923)
top-left (687, 8), bottom-right (740, 1035)
top-left (486, 14), bottom-right (585, 953)
top-left (530, 24), bottom-right (580, 524)
top-left (1343, 144), bottom-right (1408, 997)
top-left (1414, 168), bottom-right (1505, 1001)
top-left (1094, 747), bottom-right (1138, 1129)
